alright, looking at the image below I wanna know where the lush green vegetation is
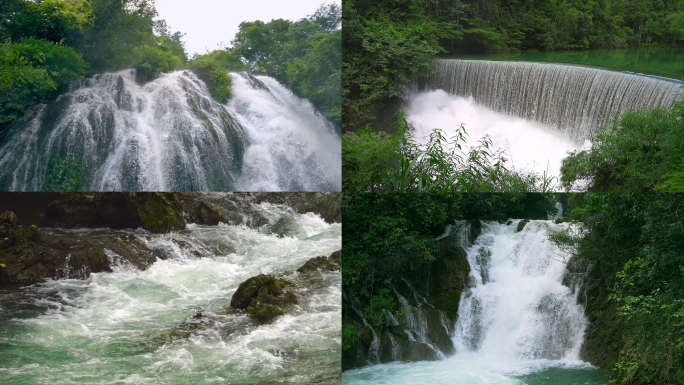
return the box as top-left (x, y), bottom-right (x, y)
top-left (561, 100), bottom-right (684, 192)
top-left (0, 0), bottom-right (187, 132)
top-left (343, 0), bottom-right (684, 131)
top-left (551, 193), bottom-right (684, 384)
top-left (343, 111), bottom-right (557, 193)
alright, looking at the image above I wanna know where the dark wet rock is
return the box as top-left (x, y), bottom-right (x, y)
top-left (297, 250), bottom-right (342, 273)
top-left (554, 218), bottom-right (563, 224)
top-left (0, 211), bottom-right (18, 228)
top-left (517, 219), bottom-right (530, 232)
top-left (476, 247), bottom-right (492, 284)
top-left (45, 193), bottom-right (185, 233)
top-left (188, 202), bottom-right (227, 226)
top-left (0, 235), bottom-right (111, 285)
top-left (24, 225), bottom-right (41, 242)
top-left (229, 274), bottom-right (297, 324)
top-left (0, 263), bottom-right (9, 285)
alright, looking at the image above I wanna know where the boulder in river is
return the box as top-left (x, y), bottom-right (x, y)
top-left (297, 250), bottom-right (341, 273)
top-left (188, 202), bottom-right (228, 226)
top-left (230, 274), bottom-right (297, 323)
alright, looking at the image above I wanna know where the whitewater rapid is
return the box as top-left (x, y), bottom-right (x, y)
top-left (0, 205), bottom-right (341, 384)
top-left (0, 70), bottom-right (341, 192)
top-left (343, 220), bottom-right (604, 385)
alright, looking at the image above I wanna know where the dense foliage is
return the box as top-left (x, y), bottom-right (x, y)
top-left (560, 100), bottom-right (684, 192)
top-left (343, 111), bottom-right (557, 193)
top-left (226, 3), bottom-right (342, 127)
top-left (343, 0), bottom-right (454, 130)
top-left (0, 0), bottom-right (187, 132)
top-left (551, 193), bottom-right (684, 384)
top-left (342, 0), bottom-right (684, 130)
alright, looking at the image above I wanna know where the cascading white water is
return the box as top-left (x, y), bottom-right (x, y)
top-left (229, 74), bottom-right (341, 192)
top-left (454, 220), bottom-right (586, 362)
top-left (0, 203), bottom-right (341, 384)
top-left (0, 70), bottom-right (341, 192)
top-left (414, 60), bottom-right (683, 144)
top-left (343, 220), bottom-right (603, 385)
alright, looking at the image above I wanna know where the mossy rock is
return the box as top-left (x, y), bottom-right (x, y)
top-left (0, 211), bottom-right (18, 228)
top-left (230, 274), bottom-right (297, 323)
top-left (190, 202), bottom-right (227, 226)
top-left (297, 250), bottom-right (342, 273)
top-left (44, 193), bottom-right (185, 233)
top-left (517, 219), bottom-right (530, 232)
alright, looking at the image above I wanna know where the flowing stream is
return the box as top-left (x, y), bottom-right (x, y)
top-left (343, 220), bottom-right (606, 385)
top-left (0, 205), bottom-right (341, 384)
top-left (0, 70), bottom-right (341, 192)
top-left (407, 59), bottom-right (683, 179)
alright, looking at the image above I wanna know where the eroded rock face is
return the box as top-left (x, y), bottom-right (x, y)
top-left (297, 250), bottom-right (341, 273)
top-left (0, 211), bottom-right (112, 285)
top-left (230, 274), bottom-right (297, 323)
top-left (44, 193), bottom-right (185, 233)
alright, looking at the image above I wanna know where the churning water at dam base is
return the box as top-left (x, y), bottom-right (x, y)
top-left (343, 220), bottom-right (607, 385)
top-left (406, 59), bottom-right (683, 181)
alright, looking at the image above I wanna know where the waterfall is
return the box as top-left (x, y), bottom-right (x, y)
top-left (0, 70), bottom-right (341, 192)
top-left (414, 59), bottom-right (683, 144)
top-left (343, 219), bottom-right (603, 385)
top-left (454, 220), bottom-right (587, 361)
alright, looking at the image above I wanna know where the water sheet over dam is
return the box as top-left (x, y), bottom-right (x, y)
top-left (413, 59), bottom-right (683, 144)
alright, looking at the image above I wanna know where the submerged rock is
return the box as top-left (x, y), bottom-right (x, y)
top-left (229, 274), bottom-right (297, 324)
top-left (45, 193), bottom-right (186, 233)
top-left (297, 250), bottom-right (341, 273)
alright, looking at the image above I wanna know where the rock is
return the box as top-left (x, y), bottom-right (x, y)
top-left (0, 263), bottom-right (9, 285)
top-left (24, 225), bottom-right (41, 242)
top-left (190, 202), bottom-right (227, 226)
top-left (0, 236), bottom-right (112, 284)
top-left (45, 193), bottom-right (185, 233)
top-left (230, 274), bottom-right (297, 323)
top-left (476, 247), bottom-right (492, 284)
top-left (517, 219), bottom-right (530, 232)
top-left (297, 250), bottom-right (342, 273)
top-left (554, 218), bottom-right (563, 224)
top-left (0, 211), bottom-right (18, 228)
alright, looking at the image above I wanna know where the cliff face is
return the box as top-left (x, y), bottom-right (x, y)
top-left (342, 220), bottom-right (480, 370)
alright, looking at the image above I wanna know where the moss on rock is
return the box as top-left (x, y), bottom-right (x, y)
top-left (230, 274), bottom-right (297, 323)
top-left (297, 250), bottom-right (342, 273)
top-left (44, 193), bottom-right (185, 233)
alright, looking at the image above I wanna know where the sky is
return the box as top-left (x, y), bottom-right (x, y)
top-left (155, 0), bottom-right (341, 57)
